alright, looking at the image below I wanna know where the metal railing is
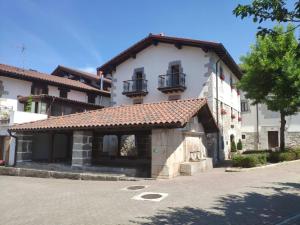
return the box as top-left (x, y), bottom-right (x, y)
top-left (123, 79), bottom-right (148, 94)
top-left (158, 73), bottom-right (186, 89)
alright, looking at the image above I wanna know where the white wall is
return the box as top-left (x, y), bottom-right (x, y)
top-left (68, 89), bottom-right (88, 102)
top-left (11, 111), bottom-right (47, 124)
top-left (0, 76), bottom-right (32, 111)
top-left (111, 43), bottom-right (240, 111)
top-left (48, 85), bottom-right (60, 97)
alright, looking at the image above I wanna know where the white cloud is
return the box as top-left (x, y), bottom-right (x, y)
top-left (78, 66), bottom-right (96, 74)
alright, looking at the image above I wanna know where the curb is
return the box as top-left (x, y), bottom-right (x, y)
top-left (0, 166), bottom-right (141, 181)
top-left (225, 159), bottom-right (300, 172)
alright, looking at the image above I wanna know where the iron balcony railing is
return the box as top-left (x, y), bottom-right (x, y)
top-left (158, 73), bottom-right (186, 89)
top-left (122, 79), bottom-right (148, 96)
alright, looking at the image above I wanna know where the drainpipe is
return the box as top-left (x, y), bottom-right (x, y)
top-left (8, 129), bottom-right (17, 166)
top-left (215, 58), bottom-right (221, 161)
top-left (256, 103), bottom-right (259, 150)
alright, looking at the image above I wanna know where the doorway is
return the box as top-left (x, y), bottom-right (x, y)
top-left (268, 131), bottom-right (279, 149)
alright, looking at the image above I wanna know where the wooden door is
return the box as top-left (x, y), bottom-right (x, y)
top-left (268, 131), bottom-right (279, 149)
top-left (0, 137), bottom-right (3, 160)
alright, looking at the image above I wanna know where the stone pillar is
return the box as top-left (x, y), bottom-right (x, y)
top-left (72, 130), bottom-right (93, 168)
top-left (16, 134), bottom-right (33, 163)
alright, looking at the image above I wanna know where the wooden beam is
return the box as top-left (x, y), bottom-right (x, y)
top-left (152, 40), bottom-right (159, 46)
top-left (175, 43), bottom-right (182, 49)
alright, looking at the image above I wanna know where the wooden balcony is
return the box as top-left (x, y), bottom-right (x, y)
top-left (122, 79), bottom-right (148, 97)
top-left (158, 73), bottom-right (186, 93)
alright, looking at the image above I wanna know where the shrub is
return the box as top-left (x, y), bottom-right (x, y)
top-left (237, 139), bottom-right (243, 151)
top-left (243, 150), bottom-right (272, 154)
top-left (268, 150), bottom-right (298, 163)
top-left (231, 141), bottom-right (237, 152)
top-left (232, 154), bottom-right (267, 168)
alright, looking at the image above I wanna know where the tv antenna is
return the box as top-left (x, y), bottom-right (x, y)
top-left (16, 44), bottom-right (26, 69)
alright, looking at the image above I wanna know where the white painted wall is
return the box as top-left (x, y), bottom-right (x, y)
top-left (111, 43), bottom-right (240, 111)
top-left (68, 89), bottom-right (88, 102)
top-left (48, 85), bottom-right (60, 97)
top-left (0, 76), bottom-right (31, 110)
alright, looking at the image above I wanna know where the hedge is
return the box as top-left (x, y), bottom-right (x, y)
top-left (232, 154), bottom-right (267, 168)
top-left (268, 149), bottom-right (300, 163)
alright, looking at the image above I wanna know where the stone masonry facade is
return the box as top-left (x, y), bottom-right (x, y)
top-left (72, 130), bottom-right (93, 168)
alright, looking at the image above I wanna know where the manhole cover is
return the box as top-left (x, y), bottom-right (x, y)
top-left (141, 194), bottom-right (162, 199)
top-left (127, 185), bottom-right (146, 190)
top-left (132, 192), bottom-right (168, 202)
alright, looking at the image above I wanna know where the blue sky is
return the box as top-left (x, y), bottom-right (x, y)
top-left (0, 0), bottom-right (286, 74)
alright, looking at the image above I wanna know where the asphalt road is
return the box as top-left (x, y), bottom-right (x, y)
top-left (0, 162), bottom-right (299, 225)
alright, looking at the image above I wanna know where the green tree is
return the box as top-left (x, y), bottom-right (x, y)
top-left (233, 0), bottom-right (300, 37)
top-left (237, 139), bottom-right (243, 151)
top-left (231, 140), bottom-right (237, 152)
top-left (239, 24), bottom-right (300, 151)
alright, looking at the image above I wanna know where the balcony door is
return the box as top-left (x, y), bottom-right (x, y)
top-left (170, 65), bottom-right (180, 86)
top-left (135, 71), bottom-right (143, 91)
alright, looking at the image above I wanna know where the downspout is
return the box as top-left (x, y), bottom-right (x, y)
top-left (215, 58), bottom-right (221, 161)
top-left (8, 129), bottom-right (17, 166)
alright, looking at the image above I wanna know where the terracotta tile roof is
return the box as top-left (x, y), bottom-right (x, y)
top-left (97, 34), bottom-right (242, 79)
top-left (9, 98), bottom-right (218, 133)
top-left (0, 63), bottom-right (110, 96)
top-left (18, 95), bottom-right (104, 110)
top-left (52, 65), bottom-right (112, 84)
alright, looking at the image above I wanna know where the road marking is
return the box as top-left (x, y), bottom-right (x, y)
top-left (276, 213), bottom-right (300, 225)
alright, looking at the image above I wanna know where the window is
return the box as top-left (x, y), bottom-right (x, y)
top-left (242, 134), bottom-right (246, 139)
top-left (170, 64), bottom-right (180, 86)
top-left (219, 66), bottom-right (224, 80)
top-left (241, 100), bottom-right (249, 112)
top-left (31, 83), bottom-right (48, 95)
top-left (59, 89), bottom-right (68, 98)
top-left (230, 75), bottom-right (233, 88)
top-left (88, 94), bottom-right (96, 104)
top-left (135, 71), bottom-right (143, 91)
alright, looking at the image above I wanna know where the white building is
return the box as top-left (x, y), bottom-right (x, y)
top-left (241, 93), bottom-right (300, 150)
top-left (97, 34), bottom-right (242, 161)
top-left (0, 63), bottom-right (110, 165)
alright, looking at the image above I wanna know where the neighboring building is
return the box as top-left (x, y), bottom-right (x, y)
top-left (9, 34), bottom-right (242, 179)
top-left (97, 34), bottom-right (243, 161)
top-left (51, 65), bottom-right (111, 92)
top-left (240, 93), bottom-right (300, 150)
top-left (0, 63), bottom-right (110, 166)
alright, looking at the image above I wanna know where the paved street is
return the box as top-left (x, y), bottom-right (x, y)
top-left (0, 162), bottom-right (300, 225)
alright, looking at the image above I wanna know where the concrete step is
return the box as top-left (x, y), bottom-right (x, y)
top-left (0, 166), bottom-right (139, 181)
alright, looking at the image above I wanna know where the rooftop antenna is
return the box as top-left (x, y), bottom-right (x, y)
top-left (16, 44), bottom-right (26, 69)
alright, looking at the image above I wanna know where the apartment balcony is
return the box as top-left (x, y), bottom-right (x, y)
top-left (158, 73), bottom-right (186, 93)
top-left (122, 79), bottom-right (148, 97)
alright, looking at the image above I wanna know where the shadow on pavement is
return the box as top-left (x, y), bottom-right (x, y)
top-left (131, 182), bottom-right (300, 225)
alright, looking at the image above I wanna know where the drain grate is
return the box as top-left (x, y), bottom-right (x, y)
top-left (140, 193), bottom-right (162, 199)
top-left (132, 192), bottom-right (168, 202)
top-left (122, 185), bottom-right (148, 191)
top-left (127, 185), bottom-right (146, 190)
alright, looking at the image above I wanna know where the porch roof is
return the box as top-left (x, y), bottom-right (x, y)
top-left (9, 98), bottom-right (218, 133)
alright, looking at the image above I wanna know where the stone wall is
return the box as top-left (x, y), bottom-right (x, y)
top-left (151, 117), bottom-right (209, 179)
top-left (285, 132), bottom-right (300, 149)
top-left (72, 130), bottom-right (93, 168)
top-left (151, 128), bottom-right (185, 179)
top-left (16, 134), bottom-right (33, 163)
top-left (241, 132), bottom-right (258, 150)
